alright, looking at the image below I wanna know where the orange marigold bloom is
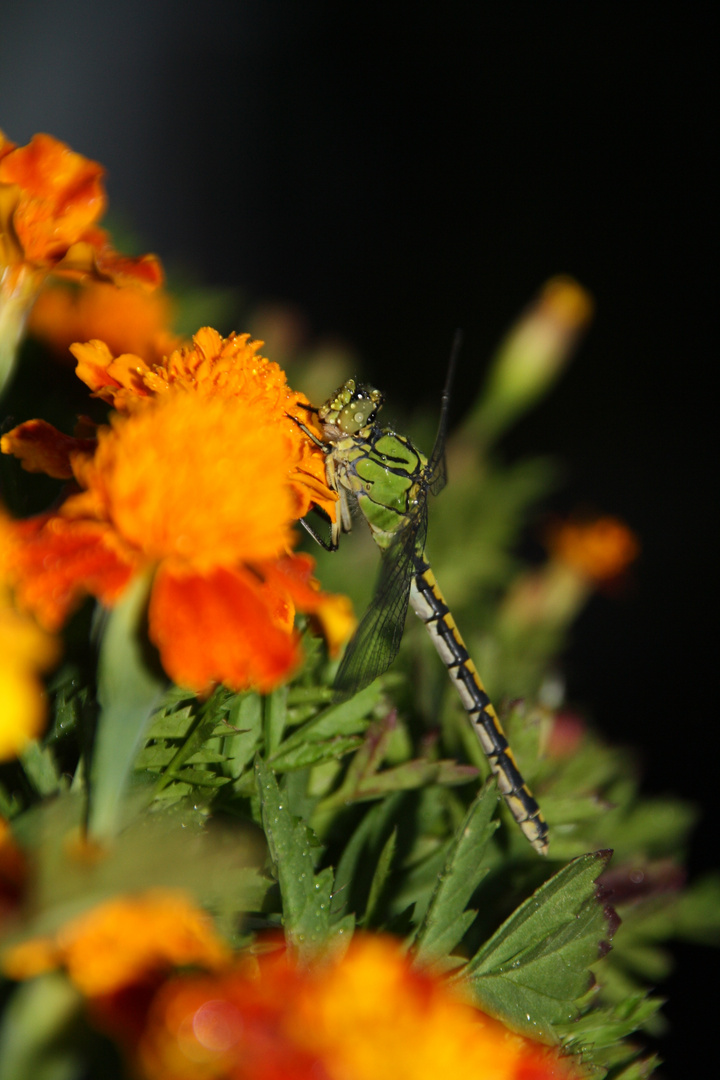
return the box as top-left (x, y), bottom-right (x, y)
top-left (0, 131), bottom-right (161, 290)
top-left (1, 130), bottom-right (162, 390)
top-left (28, 279), bottom-right (180, 364)
top-left (0, 511), bottom-right (60, 760)
top-left (137, 936), bottom-right (583, 1080)
top-left (2, 889), bottom-right (230, 996)
top-left (547, 516), bottom-right (640, 583)
top-left (1, 329), bottom-right (351, 693)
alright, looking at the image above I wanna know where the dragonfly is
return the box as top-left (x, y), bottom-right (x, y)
top-left (298, 340), bottom-right (548, 856)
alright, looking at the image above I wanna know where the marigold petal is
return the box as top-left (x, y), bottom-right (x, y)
top-left (30, 280), bottom-right (178, 364)
top-left (5, 514), bottom-right (135, 630)
top-left (0, 133), bottom-right (105, 263)
top-left (262, 553), bottom-right (355, 656)
top-left (58, 236), bottom-right (164, 289)
top-left (148, 563), bottom-right (301, 694)
top-left (71, 338), bottom-right (154, 407)
top-left (1, 419), bottom-right (96, 479)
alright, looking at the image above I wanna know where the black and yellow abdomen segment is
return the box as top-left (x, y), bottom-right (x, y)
top-left (408, 558), bottom-right (548, 856)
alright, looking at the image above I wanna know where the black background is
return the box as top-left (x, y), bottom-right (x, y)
top-left (1, 4), bottom-right (716, 1073)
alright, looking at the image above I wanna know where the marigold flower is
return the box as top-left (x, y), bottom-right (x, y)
top-left (0, 131), bottom-right (161, 290)
top-left (0, 130), bottom-right (162, 390)
top-left (28, 279), bottom-right (180, 364)
top-left (1, 329), bottom-right (351, 693)
top-left (2, 889), bottom-right (230, 995)
top-left (500, 514), bottom-right (639, 633)
top-left (137, 936), bottom-right (583, 1080)
top-left (0, 511), bottom-right (60, 760)
top-left (546, 516), bottom-right (640, 583)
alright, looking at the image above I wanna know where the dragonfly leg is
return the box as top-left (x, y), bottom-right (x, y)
top-left (299, 515), bottom-right (338, 551)
top-left (287, 412), bottom-right (326, 449)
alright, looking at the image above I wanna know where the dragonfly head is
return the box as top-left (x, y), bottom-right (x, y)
top-left (319, 379), bottom-right (383, 435)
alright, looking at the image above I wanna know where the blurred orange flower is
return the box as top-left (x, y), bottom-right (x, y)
top-left (28, 279), bottom-right (180, 364)
top-left (1, 329), bottom-right (352, 693)
top-left (0, 510), bottom-right (60, 760)
top-left (138, 936), bottom-right (582, 1080)
top-left (546, 516), bottom-right (640, 583)
top-left (3, 889), bottom-right (229, 995)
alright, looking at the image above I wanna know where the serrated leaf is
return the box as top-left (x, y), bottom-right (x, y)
top-left (144, 706), bottom-right (195, 739)
top-left (135, 745), bottom-right (176, 769)
top-left (461, 851), bottom-right (615, 1042)
top-left (276, 683), bottom-right (381, 756)
top-left (224, 693), bottom-right (263, 778)
top-left (172, 768), bottom-right (231, 788)
top-left (270, 735), bottom-right (363, 771)
top-left (331, 793), bottom-right (404, 920)
top-left (89, 573), bottom-right (167, 839)
top-left (255, 757), bottom-right (332, 956)
top-left (559, 994), bottom-right (663, 1055)
top-left (361, 827), bottom-right (397, 927)
top-left (350, 758), bottom-right (470, 801)
top-left (264, 685), bottom-right (288, 754)
top-left (413, 783), bottom-right (499, 962)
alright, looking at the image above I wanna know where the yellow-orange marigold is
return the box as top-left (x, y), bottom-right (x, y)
top-left (2, 889), bottom-right (230, 996)
top-left (1, 329), bottom-right (352, 693)
top-left (138, 936), bottom-right (583, 1080)
top-left (0, 511), bottom-right (60, 759)
top-left (28, 279), bottom-right (180, 363)
top-left (0, 131), bottom-right (161, 291)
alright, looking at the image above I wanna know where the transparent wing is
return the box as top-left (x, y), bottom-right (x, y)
top-left (333, 504), bottom-right (428, 700)
top-left (426, 328), bottom-right (462, 496)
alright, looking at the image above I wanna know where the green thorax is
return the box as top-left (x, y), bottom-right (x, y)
top-left (319, 379), bottom-right (427, 549)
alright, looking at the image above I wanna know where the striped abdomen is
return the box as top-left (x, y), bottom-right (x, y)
top-left (409, 556), bottom-right (548, 855)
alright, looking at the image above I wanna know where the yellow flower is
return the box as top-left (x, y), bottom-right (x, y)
top-left (1, 329), bottom-right (351, 694)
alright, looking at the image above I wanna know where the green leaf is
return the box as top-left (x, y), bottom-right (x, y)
top-left (332, 793), bottom-right (405, 920)
top-left (270, 735), bottom-right (363, 771)
top-left (0, 974), bottom-right (85, 1080)
top-left (144, 706), bottom-right (195, 739)
top-left (255, 757), bottom-right (335, 957)
top-left (264, 685), bottom-right (288, 755)
top-left (89, 573), bottom-right (167, 839)
top-left (19, 742), bottom-right (62, 797)
top-left (275, 683), bottom-right (381, 756)
top-left (224, 693), bottom-right (263, 777)
top-left (413, 783), bottom-right (499, 963)
top-left (559, 994), bottom-right (663, 1056)
top-left (361, 827), bottom-right (397, 927)
top-left (461, 851), bottom-right (615, 1042)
